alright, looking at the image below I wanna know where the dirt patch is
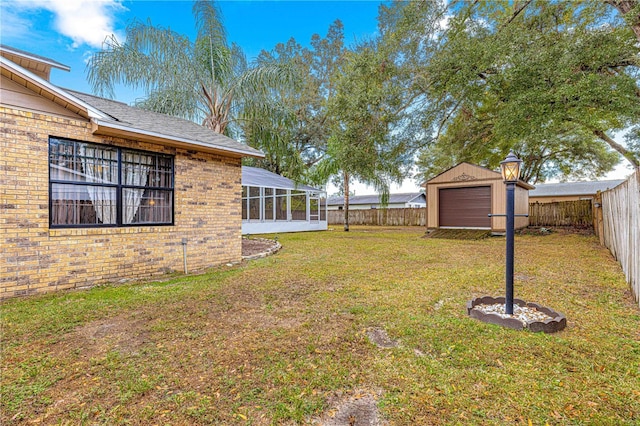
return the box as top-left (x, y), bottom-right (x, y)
top-left (313, 390), bottom-right (385, 426)
top-left (424, 229), bottom-right (492, 240)
top-left (366, 327), bottom-right (398, 349)
top-left (73, 315), bottom-right (149, 357)
top-left (517, 226), bottom-right (594, 236)
top-left (242, 237), bottom-right (281, 259)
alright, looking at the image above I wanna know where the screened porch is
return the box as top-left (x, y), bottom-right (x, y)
top-left (241, 167), bottom-right (327, 234)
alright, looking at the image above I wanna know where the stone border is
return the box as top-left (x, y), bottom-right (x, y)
top-left (467, 296), bottom-right (567, 333)
top-left (241, 238), bottom-right (282, 261)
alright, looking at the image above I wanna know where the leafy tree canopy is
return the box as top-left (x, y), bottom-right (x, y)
top-left (387, 0), bottom-right (640, 183)
top-left (240, 21), bottom-right (346, 181)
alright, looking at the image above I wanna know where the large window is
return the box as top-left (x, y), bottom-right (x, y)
top-left (49, 137), bottom-right (174, 227)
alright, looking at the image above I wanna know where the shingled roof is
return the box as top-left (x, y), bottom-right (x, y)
top-left (529, 180), bottom-right (625, 197)
top-left (327, 192), bottom-right (426, 206)
top-left (0, 45), bottom-right (262, 158)
top-left (68, 90), bottom-right (263, 158)
top-left (241, 166), bottom-right (320, 192)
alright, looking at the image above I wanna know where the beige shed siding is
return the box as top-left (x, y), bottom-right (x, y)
top-left (1, 106), bottom-right (242, 299)
top-left (1, 75), bottom-right (83, 119)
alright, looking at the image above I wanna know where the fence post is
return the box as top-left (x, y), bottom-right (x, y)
top-left (593, 192), bottom-right (604, 245)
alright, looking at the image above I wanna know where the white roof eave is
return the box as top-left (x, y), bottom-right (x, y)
top-left (0, 56), bottom-right (109, 120)
top-left (92, 118), bottom-right (265, 158)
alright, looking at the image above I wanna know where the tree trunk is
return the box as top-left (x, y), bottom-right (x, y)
top-left (606, 0), bottom-right (640, 42)
top-left (343, 171), bottom-right (350, 232)
top-left (593, 128), bottom-right (640, 168)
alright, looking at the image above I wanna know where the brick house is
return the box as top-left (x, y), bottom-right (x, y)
top-left (1, 46), bottom-right (263, 299)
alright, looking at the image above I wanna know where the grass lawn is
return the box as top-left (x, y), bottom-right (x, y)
top-left (1, 227), bottom-right (639, 425)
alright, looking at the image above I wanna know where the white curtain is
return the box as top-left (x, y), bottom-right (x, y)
top-left (122, 151), bottom-right (151, 224)
top-left (81, 146), bottom-right (117, 224)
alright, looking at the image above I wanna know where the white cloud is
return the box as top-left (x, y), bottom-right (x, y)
top-left (3, 0), bottom-right (126, 49)
top-left (0, 2), bottom-right (37, 43)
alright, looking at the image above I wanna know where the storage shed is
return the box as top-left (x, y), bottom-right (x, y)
top-left (426, 163), bottom-right (534, 233)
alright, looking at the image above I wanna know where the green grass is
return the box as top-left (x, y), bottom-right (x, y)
top-left (1, 227), bottom-right (639, 424)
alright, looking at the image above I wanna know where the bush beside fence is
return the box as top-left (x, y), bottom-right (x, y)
top-left (597, 171), bottom-right (639, 307)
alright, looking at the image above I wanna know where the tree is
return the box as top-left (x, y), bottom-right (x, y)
top-left (240, 21), bottom-right (347, 181)
top-left (387, 1), bottom-right (640, 182)
top-left (311, 42), bottom-right (414, 231)
top-left (86, 0), bottom-right (289, 137)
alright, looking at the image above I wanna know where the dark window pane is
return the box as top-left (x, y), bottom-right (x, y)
top-left (249, 198), bottom-right (260, 220)
top-left (121, 151), bottom-right (152, 187)
top-left (81, 145), bottom-right (118, 184)
top-left (49, 139), bottom-right (117, 184)
top-left (249, 186), bottom-right (260, 197)
top-left (49, 137), bottom-right (174, 228)
top-left (276, 195), bottom-right (287, 221)
top-left (242, 197), bottom-right (248, 220)
top-left (264, 195), bottom-right (274, 220)
top-left (51, 183), bottom-right (115, 225)
top-left (127, 189), bottom-right (172, 224)
top-left (291, 194), bottom-right (306, 221)
top-left (320, 198), bottom-right (327, 221)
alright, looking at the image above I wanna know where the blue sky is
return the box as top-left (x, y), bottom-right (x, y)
top-left (1, 0), bottom-right (428, 194)
top-left (0, 0), bottom-right (633, 187)
top-left (0, 0), bottom-right (383, 102)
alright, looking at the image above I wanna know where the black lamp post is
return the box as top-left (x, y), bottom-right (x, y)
top-left (500, 151), bottom-right (523, 315)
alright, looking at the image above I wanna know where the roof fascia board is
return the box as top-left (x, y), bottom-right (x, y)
top-left (92, 119), bottom-right (265, 159)
top-left (0, 56), bottom-right (107, 120)
top-left (0, 45), bottom-right (70, 71)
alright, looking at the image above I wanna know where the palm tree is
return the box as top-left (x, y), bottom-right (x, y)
top-left (86, 0), bottom-right (289, 137)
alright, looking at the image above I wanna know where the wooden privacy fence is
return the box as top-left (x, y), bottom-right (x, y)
top-left (328, 208), bottom-right (426, 226)
top-left (528, 200), bottom-right (594, 227)
top-left (596, 171), bottom-right (639, 307)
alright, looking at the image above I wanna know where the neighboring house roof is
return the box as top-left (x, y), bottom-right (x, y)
top-left (242, 166), bottom-right (321, 192)
top-left (529, 180), bottom-right (625, 198)
top-left (0, 46), bottom-right (263, 159)
top-left (327, 192), bottom-right (426, 206)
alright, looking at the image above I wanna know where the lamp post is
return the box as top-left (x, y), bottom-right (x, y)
top-left (500, 152), bottom-right (523, 315)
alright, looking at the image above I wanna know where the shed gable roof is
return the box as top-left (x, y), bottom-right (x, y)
top-left (427, 162), bottom-right (534, 189)
top-left (427, 162), bottom-right (502, 184)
